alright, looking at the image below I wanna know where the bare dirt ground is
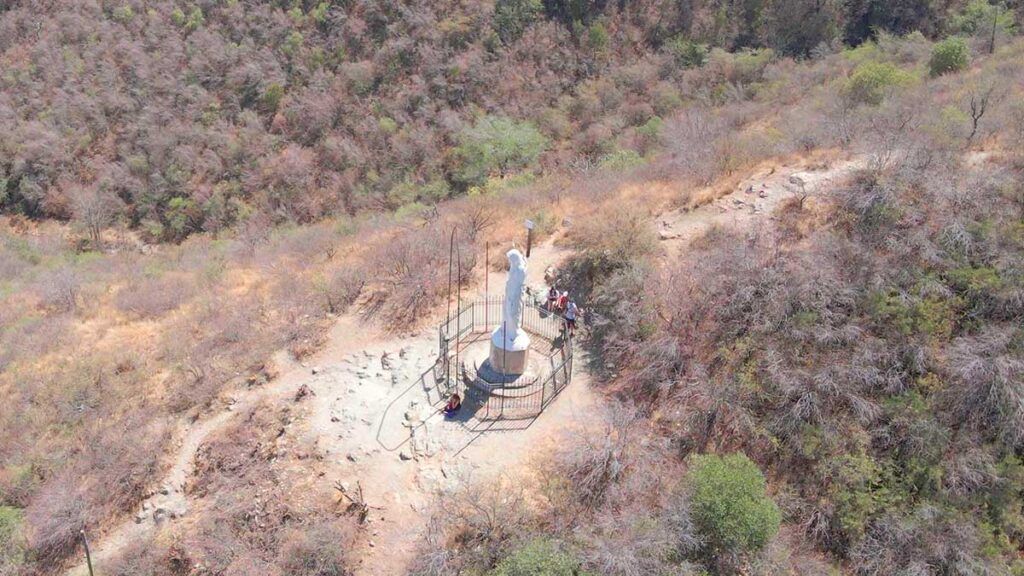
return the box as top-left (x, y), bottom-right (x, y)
top-left (657, 153), bottom-right (864, 257)
top-left (69, 154), bottom-right (865, 576)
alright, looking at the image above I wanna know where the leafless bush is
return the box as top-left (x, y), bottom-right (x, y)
top-left (189, 404), bottom-right (288, 497)
top-left (367, 225), bottom-right (476, 329)
top-left (114, 274), bottom-right (195, 318)
top-left (850, 506), bottom-right (1001, 576)
top-left (579, 499), bottom-right (697, 576)
top-left (277, 520), bottom-right (356, 576)
top-left (315, 266), bottom-right (366, 314)
top-left (410, 475), bottom-right (530, 575)
top-left (563, 208), bottom-right (656, 300)
top-left (946, 327), bottom-right (1024, 449)
top-left (24, 472), bottom-right (85, 570)
top-left (35, 265), bottom-right (80, 312)
top-left (662, 107), bottom-right (727, 185)
top-left (551, 405), bottom-right (648, 512)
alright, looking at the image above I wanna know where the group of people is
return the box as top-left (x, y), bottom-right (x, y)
top-left (546, 285), bottom-right (580, 337)
top-left (441, 284), bottom-right (580, 421)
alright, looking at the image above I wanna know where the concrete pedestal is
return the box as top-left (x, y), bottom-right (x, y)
top-left (489, 326), bottom-right (531, 375)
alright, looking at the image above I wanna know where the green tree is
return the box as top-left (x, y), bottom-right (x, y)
top-left (843, 61), bottom-right (914, 106)
top-left (929, 37), bottom-right (970, 77)
top-left (688, 453), bottom-right (781, 556)
top-left (952, 0), bottom-right (1016, 36)
top-left (489, 539), bottom-right (580, 576)
top-left (665, 37), bottom-right (709, 69)
top-left (494, 0), bottom-right (542, 44)
top-left (452, 116), bottom-right (547, 189)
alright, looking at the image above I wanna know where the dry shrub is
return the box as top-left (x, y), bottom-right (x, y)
top-left (410, 476), bottom-right (531, 575)
top-left (367, 224), bottom-right (476, 329)
top-left (23, 416), bottom-right (169, 572)
top-left (114, 273), bottom-right (195, 318)
top-left (562, 207), bottom-right (656, 300)
top-left (102, 401), bottom-right (359, 576)
top-left (34, 265), bottom-right (80, 313)
top-left (189, 403), bottom-right (289, 497)
top-left (277, 520), bottom-right (356, 576)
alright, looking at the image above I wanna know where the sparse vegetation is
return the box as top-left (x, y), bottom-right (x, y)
top-left (1, 3), bottom-right (1023, 576)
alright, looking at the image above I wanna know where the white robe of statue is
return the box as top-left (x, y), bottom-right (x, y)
top-left (491, 249), bottom-right (531, 352)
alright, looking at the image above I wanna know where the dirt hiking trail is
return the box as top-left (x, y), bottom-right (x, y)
top-left (68, 154), bottom-right (862, 576)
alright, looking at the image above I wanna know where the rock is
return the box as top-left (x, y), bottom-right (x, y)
top-left (159, 484), bottom-right (171, 496)
top-left (153, 508), bottom-right (167, 524)
top-left (294, 384), bottom-right (315, 401)
top-left (758, 190), bottom-right (768, 198)
top-left (331, 415), bottom-right (341, 423)
top-left (659, 230), bottom-right (680, 241)
top-left (135, 512), bottom-right (148, 524)
top-left (399, 347), bottom-right (408, 359)
top-left (311, 366), bottom-right (321, 375)
top-left (347, 453), bottom-right (358, 462)
top-left (561, 217), bottom-right (573, 227)
top-left (368, 541), bottom-right (376, 548)
top-left (399, 451), bottom-right (413, 461)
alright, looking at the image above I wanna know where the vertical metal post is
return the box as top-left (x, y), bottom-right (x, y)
top-left (455, 234), bottom-right (462, 395)
top-left (484, 241), bottom-right (489, 327)
top-left (445, 228), bottom-right (456, 391)
top-left (80, 529), bottom-right (94, 576)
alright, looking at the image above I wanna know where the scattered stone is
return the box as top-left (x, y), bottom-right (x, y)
top-left (399, 347), bottom-right (408, 359)
top-left (381, 352), bottom-right (392, 370)
top-left (659, 230), bottom-right (680, 241)
top-left (347, 453), bottom-right (358, 462)
top-left (331, 415), bottom-right (341, 423)
top-left (368, 541), bottom-right (376, 548)
top-left (295, 384), bottom-right (315, 401)
top-left (758, 190), bottom-right (768, 198)
top-left (311, 366), bottom-right (321, 375)
top-left (159, 484), bottom-right (171, 496)
top-left (561, 217), bottom-right (573, 227)
top-left (399, 451), bottom-right (413, 461)
top-left (153, 508), bottom-right (167, 524)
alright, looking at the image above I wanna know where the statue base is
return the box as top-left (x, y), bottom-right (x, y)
top-left (489, 326), bottom-right (531, 375)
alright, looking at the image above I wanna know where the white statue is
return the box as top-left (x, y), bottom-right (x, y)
top-left (490, 249), bottom-right (531, 371)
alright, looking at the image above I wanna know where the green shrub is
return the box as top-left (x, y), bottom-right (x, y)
top-left (0, 506), bottom-right (25, 570)
top-left (929, 37), bottom-right (970, 77)
top-left (489, 539), bottom-right (580, 576)
top-left (452, 116), bottom-right (547, 189)
top-left (843, 61), bottom-right (914, 106)
top-left (493, 0), bottom-right (542, 44)
top-left (688, 453), bottom-right (781, 556)
top-left (665, 37), bottom-right (709, 69)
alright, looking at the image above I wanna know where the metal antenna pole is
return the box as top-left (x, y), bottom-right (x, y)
top-left (80, 529), bottom-right (94, 576)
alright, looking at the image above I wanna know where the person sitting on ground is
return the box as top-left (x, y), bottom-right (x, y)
top-left (565, 299), bottom-right (580, 337)
top-left (547, 285), bottom-right (559, 311)
top-left (443, 392), bottom-right (462, 417)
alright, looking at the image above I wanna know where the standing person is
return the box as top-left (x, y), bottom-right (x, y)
top-left (565, 298), bottom-right (580, 337)
top-left (547, 285), bottom-right (559, 311)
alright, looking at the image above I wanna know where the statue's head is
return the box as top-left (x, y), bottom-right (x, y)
top-left (506, 249), bottom-right (527, 273)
